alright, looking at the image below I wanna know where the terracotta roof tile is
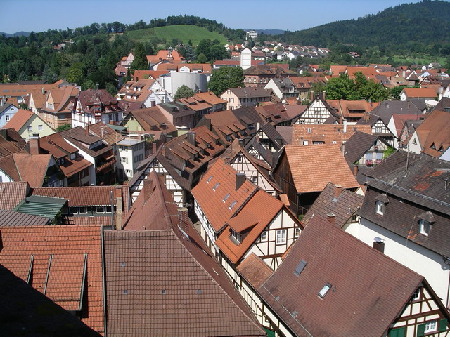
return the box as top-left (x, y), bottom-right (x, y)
top-left (0, 225), bottom-right (104, 334)
top-left (4, 109), bottom-right (34, 131)
top-left (416, 109), bottom-right (450, 158)
top-left (13, 153), bottom-right (52, 188)
top-left (0, 182), bottom-right (29, 210)
top-left (32, 186), bottom-right (127, 208)
top-left (402, 87), bottom-right (438, 98)
top-left (284, 145), bottom-right (359, 193)
top-left (192, 158), bottom-right (258, 232)
top-left (237, 253), bottom-right (273, 289)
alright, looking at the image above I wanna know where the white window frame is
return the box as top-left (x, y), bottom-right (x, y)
top-left (424, 320), bottom-right (437, 333)
top-left (419, 219), bottom-right (431, 236)
top-left (375, 200), bottom-right (384, 215)
top-left (276, 229), bottom-right (287, 245)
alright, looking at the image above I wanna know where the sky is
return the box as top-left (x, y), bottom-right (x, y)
top-left (1, 0), bottom-right (426, 34)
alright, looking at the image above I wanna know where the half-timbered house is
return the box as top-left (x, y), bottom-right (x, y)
top-left (192, 158), bottom-right (301, 271)
top-left (293, 95), bottom-right (340, 125)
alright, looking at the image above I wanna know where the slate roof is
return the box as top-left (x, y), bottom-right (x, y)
top-left (104, 170), bottom-right (264, 337)
top-left (229, 87), bottom-right (272, 99)
top-left (369, 100), bottom-right (423, 125)
top-left (0, 128), bottom-right (26, 158)
top-left (77, 89), bottom-right (121, 114)
top-left (0, 225), bottom-right (104, 334)
top-left (359, 151), bottom-right (450, 257)
top-left (344, 131), bottom-right (379, 166)
top-left (259, 216), bottom-right (424, 337)
top-left (255, 103), bottom-right (292, 125)
top-left (302, 183), bottom-right (364, 229)
top-left (0, 182), bottom-right (29, 210)
top-left (282, 145), bottom-right (360, 193)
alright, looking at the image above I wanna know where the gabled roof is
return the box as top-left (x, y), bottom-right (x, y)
top-left (60, 126), bottom-right (113, 157)
top-left (255, 103), bottom-right (292, 125)
top-left (359, 152), bottom-right (450, 257)
top-left (87, 122), bottom-right (124, 145)
top-left (259, 216), bottom-right (425, 337)
top-left (104, 170), bottom-right (264, 337)
top-left (282, 145), bottom-right (359, 193)
top-left (202, 109), bottom-right (248, 144)
top-left (327, 99), bottom-right (378, 119)
top-left (302, 183), bottom-right (364, 229)
top-left (369, 100), bottom-right (423, 125)
top-left (216, 189), bottom-right (286, 264)
top-left (291, 123), bottom-right (372, 145)
top-left (0, 182), bottom-right (29, 210)
top-left (0, 153), bottom-right (52, 188)
top-left (416, 109), bottom-right (450, 157)
top-left (237, 253), bottom-right (273, 289)
top-left (77, 89), bottom-right (121, 114)
top-left (3, 109), bottom-right (34, 131)
top-left (192, 158), bottom-right (258, 233)
top-left (43, 86), bottom-right (79, 113)
top-left (402, 87), bottom-right (437, 99)
top-left (0, 225), bottom-right (104, 334)
top-left (157, 125), bottom-right (226, 191)
top-left (344, 131), bottom-right (380, 166)
top-left (0, 128), bottom-right (26, 158)
top-left (126, 106), bottom-right (176, 133)
top-left (228, 87), bottom-right (272, 99)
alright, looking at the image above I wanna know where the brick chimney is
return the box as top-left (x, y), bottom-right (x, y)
top-left (29, 135), bottom-right (41, 155)
top-left (236, 172), bottom-right (246, 190)
top-left (187, 131), bottom-right (196, 146)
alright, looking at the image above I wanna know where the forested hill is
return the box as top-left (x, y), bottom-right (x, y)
top-left (277, 0), bottom-right (450, 55)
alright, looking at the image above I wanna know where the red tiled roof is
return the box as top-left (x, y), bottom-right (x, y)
top-left (13, 153), bottom-right (51, 188)
top-left (0, 182), bottom-right (29, 210)
top-left (237, 253), bottom-right (273, 289)
top-left (0, 225), bottom-right (104, 334)
top-left (192, 158), bottom-right (258, 232)
top-left (402, 87), bottom-right (438, 98)
top-left (291, 123), bottom-right (372, 145)
top-left (216, 190), bottom-right (285, 264)
top-left (32, 186), bottom-right (127, 207)
top-left (417, 109), bottom-right (450, 158)
top-left (4, 109), bottom-right (34, 131)
top-left (283, 145), bottom-right (359, 193)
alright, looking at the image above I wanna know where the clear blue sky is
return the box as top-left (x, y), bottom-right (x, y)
top-left (1, 0), bottom-right (425, 34)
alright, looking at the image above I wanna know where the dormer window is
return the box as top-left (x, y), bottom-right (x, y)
top-left (375, 194), bottom-right (389, 216)
top-left (418, 211), bottom-right (435, 236)
top-left (230, 229), bottom-right (242, 244)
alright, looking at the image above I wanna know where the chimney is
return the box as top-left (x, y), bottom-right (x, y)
top-left (373, 237), bottom-right (385, 253)
top-left (29, 135), bottom-right (41, 155)
top-left (309, 90), bottom-right (315, 101)
top-left (86, 122), bottom-right (90, 136)
top-left (115, 196), bottom-right (123, 230)
top-left (142, 178), bottom-right (154, 202)
top-left (322, 90), bottom-right (326, 100)
top-left (238, 138), bottom-right (245, 147)
top-left (236, 172), bottom-right (246, 190)
top-left (353, 165), bottom-right (359, 176)
top-left (187, 131), bottom-right (196, 145)
top-left (340, 142), bottom-right (346, 154)
top-left (343, 119), bottom-right (347, 133)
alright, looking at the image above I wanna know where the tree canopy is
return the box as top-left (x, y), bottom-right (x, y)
top-left (174, 85), bottom-right (194, 99)
top-left (208, 67), bottom-right (244, 96)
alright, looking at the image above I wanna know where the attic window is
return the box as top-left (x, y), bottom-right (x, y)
top-left (212, 183), bottom-right (220, 191)
top-left (318, 283), bottom-right (332, 298)
top-left (294, 260), bottom-right (307, 277)
top-left (418, 212), bottom-right (435, 236)
top-left (375, 200), bottom-right (385, 215)
top-left (229, 201), bottom-right (237, 210)
top-left (223, 193), bottom-right (230, 202)
top-left (206, 176), bottom-right (213, 184)
top-left (230, 229), bottom-right (242, 244)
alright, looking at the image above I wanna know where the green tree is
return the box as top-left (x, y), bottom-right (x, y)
top-left (56, 124), bottom-right (71, 132)
top-left (196, 53), bottom-right (207, 64)
top-left (325, 74), bottom-right (356, 100)
top-left (130, 43), bottom-right (148, 71)
top-left (208, 67), bottom-right (244, 96)
top-left (174, 85), bottom-right (195, 99)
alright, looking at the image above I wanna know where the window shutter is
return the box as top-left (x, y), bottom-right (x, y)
top-left (438, 318), bottom-right (448, 332)
top-left (417, 323), bottom-right (425, 337)
top-left (389, 326), bottom-right (406, 337)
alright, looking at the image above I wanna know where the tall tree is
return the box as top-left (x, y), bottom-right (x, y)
top-left (174, 85), bottom-right (195, 99)
top-left (208, 67), bottom-right (244, 96)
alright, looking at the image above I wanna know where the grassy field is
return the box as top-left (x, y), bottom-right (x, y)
top-left (126, 25), bottom-right (228, 46)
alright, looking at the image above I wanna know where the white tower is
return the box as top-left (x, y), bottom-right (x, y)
top-left (240, 48), bottom-right (252, 70)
